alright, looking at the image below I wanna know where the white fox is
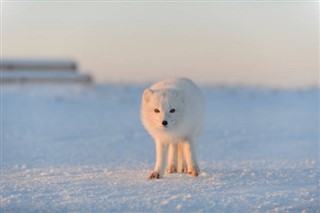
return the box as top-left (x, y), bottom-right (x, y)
top-left (141, 78), bottom-right (205, 179)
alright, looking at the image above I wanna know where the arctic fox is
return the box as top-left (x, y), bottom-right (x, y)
top-left (141, 78), bottom-right (205, 179)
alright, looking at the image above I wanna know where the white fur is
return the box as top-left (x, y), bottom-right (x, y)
top-left (141, 78), bottom-right (205, 179)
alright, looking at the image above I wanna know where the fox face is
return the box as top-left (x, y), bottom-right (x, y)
top-left (142, 88), bottom-right (185, 130)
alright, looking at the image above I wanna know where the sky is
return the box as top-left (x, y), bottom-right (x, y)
top-left (1, 1), bottom-right (319, 88)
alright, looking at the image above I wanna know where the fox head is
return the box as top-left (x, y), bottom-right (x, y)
top-left (141, 88), bottom-right (185, 131)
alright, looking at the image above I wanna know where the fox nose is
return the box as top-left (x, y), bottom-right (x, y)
top-left (162, 120), bottom-right (168, 126)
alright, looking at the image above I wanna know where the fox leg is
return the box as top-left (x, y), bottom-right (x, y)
top-left (182, 139), bottom-right (199, 177)
top-left (166, 143), bottom-right (177, 173)
top-left (176, 143), bottom-right (187, 173)
top-left (149, 140), bottom-right (168, 179)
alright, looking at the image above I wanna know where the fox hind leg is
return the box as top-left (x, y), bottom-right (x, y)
top-left (166, 143), bottom-right (177, 173)
top-left (176, 143), bottom-right (188, 173)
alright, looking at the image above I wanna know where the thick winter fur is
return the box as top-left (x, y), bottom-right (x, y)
top-left (141, 78), bottom-right (205, 179)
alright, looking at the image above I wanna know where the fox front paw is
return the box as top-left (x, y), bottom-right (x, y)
top-left (166, 165), bottom-right (177, 173)
top-left (188, 167), bottom-right (199, 177)
top-left (148, 171), bottom-right (160, 179)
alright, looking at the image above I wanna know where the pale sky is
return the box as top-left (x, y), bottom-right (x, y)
top-left (2, 1), bottom-right (319, 88)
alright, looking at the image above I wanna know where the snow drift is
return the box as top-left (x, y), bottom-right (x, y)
top-left (1, 84), bottom-right (319, 212)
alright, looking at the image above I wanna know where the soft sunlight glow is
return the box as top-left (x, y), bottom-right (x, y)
top-left (2, 2), bottom-right (319, 88)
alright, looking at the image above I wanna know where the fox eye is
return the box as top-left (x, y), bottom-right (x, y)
top-left (154, 109), bottom-right (160, 113)
top-left (170, 109), bottom-right (176, 113)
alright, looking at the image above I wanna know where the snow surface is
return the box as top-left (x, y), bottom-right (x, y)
top-left (1, 84), bottom-right (319, 212)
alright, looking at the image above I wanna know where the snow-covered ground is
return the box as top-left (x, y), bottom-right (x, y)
top-left (1, 83), bottom-right (319, 212)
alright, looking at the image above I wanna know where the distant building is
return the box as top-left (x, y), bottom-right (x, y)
top-left (0, 58), bottom-right (92, 83)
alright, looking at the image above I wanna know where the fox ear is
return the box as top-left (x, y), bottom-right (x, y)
top-left (175, 90), bottom-right (185, 104)
top-left (143, 89), bottom-right (153, 102)
top-left (178, 91), bottom-right (185, 104)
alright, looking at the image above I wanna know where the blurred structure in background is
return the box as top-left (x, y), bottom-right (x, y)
top-left (0, 58), bottom-right (92, 84)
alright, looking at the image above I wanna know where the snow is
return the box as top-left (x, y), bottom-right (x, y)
top-left (1, 84), bottom-right (319, 212)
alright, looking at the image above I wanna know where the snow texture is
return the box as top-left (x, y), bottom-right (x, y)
top-left (1, 84), bottom-right (319, 212)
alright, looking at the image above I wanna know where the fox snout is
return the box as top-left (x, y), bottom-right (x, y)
top-left (162, 120), bottom-right (168, 127)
